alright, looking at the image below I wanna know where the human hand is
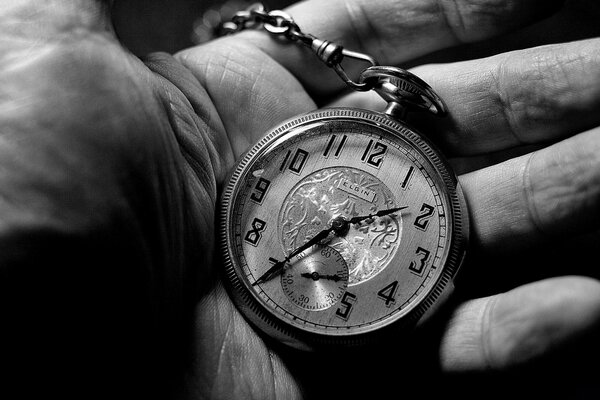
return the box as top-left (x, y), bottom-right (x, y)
top-left (2, 0), bottom-right (599, 399)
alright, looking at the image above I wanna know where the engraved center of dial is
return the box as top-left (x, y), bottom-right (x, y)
top-left (279, 167), bottom-right (401, 285)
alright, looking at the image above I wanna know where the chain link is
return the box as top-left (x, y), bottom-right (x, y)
top-left (220, 3), bottom-right (378, 92)
top-left (218, 2), bottom-right (448, 118)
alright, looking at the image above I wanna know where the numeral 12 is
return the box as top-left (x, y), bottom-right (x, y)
top-left (361, 139), bottom-right (388, 168)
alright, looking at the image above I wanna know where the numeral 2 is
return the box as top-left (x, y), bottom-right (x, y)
top-left (413, 203), bottom-right (435, 230)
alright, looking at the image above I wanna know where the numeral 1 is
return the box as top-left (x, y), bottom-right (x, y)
top-left (401, 166), bottom-right (415, 190)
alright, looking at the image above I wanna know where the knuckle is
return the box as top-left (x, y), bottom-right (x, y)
top-left (493, 278), bottom-right (600, 368)
top-left (502, 52), bottom-right (567, 140)
top-left (525, 131), bottom-right (600, 236)
top-left (500, 42), bottom-right (600, 142)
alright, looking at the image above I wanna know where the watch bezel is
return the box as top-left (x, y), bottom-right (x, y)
top-left (219, 107), bottom-right (469, 350)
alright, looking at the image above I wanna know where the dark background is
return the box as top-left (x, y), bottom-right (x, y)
top-left (113, 0), bottom-right (294, 56)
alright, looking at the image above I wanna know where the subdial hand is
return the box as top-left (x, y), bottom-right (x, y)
top-left (300, 272), bottom-right (343, 282)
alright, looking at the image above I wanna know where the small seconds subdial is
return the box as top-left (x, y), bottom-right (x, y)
top-left (281, 245), bottom-right (349, 311)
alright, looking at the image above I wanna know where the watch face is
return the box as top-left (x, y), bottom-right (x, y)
top-left (220, 108), bottom-right (467, 348)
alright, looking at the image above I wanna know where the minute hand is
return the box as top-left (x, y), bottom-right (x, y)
top-left (348, 206), bottom-right (408, 224)
top-left (253, 207), bottom-right (406, 286)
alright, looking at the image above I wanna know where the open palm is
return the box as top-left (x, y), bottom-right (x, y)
top-left (2, 0), bottom-right (600, 399)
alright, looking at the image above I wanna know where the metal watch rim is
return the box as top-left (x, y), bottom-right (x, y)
top-left (218, 107), bottom-right (469, 349)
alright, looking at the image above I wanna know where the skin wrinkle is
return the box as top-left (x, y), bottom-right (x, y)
top-left (493, 278), bottom-right (600, 367)
top-left (491, 53), bottom-right (525, 148)
top-left (436, 0), bottom-right (465, 44)
top-left (197, 286), bottom-right (229, 399)
top-left (168, 96), bottom-right (218, 197)
top-left (535, 132), bottom-right (600, 234)
top-left (144, 57), bottom-right (228, 188)
top-left (265, 347), bottom-right (282, 400)
top-left (196, 283), bottom-right (284, 400)
top-left (179, 38), bottom-right (315, 163)
top-left (481, 294), bottom-right (499, 370)
top-left (174, 56), bottom-right (235, 185)
top-left (510, 49), bottom-right (588, 140)
top-left (342, 0), bottom-right (378, 62)
top-left (214, 308), bottom-right (233, 398)
top-left (518, 51), bottom-right (568, 134)
top-left (497, 41), bottom-right (600, 144)
top-left (522, 149), bottom-right (547, 238)
top-left (180, 43), bottom-right (260, 157)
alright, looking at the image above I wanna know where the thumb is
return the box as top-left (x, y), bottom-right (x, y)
top-left (2, 0), bottom-right (115, 40)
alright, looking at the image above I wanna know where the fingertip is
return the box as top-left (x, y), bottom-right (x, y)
top-left (489, 276), bottom-right (600, 368)
top-left (440, 276), bottom-right (600, 372)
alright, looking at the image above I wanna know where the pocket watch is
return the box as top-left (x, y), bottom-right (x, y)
top-left (218, 4), bottom-right (469, 350)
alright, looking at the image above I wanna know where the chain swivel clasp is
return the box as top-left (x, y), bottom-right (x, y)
top-left (309, 38), bottom-right (378, 92)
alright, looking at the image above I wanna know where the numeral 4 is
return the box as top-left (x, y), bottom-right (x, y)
top-left (377, 281), bottom-right (398, 307)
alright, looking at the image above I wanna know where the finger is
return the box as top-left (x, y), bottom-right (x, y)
top-left (330, 38), bottom-right (600, 156)
top-left (439, 276), bottom-right (600, 371)
top-left (176, 39), bottom-right (316, 161)
top-left (234, 0), bottom-right (564, 97)
top-left (459, 126), bottom-right (600, 253)
top-left (175, 0), bottom-right (564, 160)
